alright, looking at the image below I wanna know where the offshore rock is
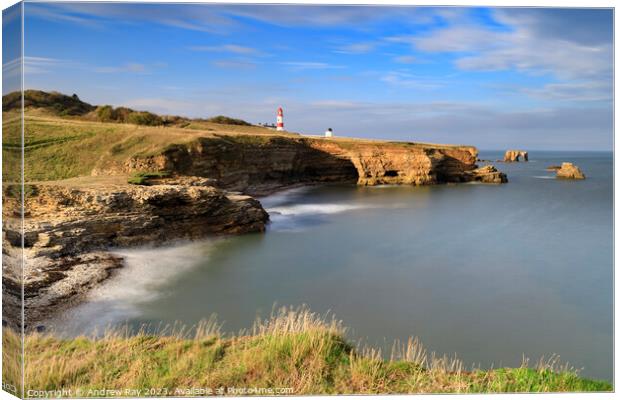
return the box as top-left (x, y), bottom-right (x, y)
top-left (556, 163), bottom-right (586, 180)
top-left (503, 150), bottom-right (529, 162)
top-left (463, 165), bottom-right (508, 183)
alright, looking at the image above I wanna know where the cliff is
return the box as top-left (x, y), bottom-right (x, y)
top-left (2, 179), bottom-right (268, 328)
top-left (93, 135), bottom-right (505, 194)
top-left (4, 111), bottom-right (508, 328)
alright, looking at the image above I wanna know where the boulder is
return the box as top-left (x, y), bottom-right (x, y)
top-left (503, 150), bottom-right (528, 162)
top-left (463, 165), bottom-right (508, 183)
top-left (556, 162), bottom-right (585, 180)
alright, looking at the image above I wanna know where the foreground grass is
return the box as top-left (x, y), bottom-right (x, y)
top-left (3, 307), bottom-right (612, 396)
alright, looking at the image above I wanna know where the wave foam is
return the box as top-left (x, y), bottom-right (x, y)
top-left (268, 203), bottom-right (369, 216)
top-left (47, 240), bottom-right (217, 336)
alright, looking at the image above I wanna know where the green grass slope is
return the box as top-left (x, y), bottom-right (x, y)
top-left (3, 308), bottom-right (611, 397)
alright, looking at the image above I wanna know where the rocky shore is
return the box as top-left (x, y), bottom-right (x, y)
top-left (3, 135), bottom-right (508, 329)
top-left (2, 179), bottom-right (268, 329)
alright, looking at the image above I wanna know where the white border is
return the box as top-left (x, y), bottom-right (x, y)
top-left (0, 1), bottom-right (616, 400)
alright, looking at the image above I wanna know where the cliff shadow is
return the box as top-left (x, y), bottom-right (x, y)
top-left (160, 135), bottom-right (360, 194)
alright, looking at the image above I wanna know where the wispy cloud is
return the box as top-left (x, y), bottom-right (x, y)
top-left (211, 59), bottom-right (258, 69)
top-left (222, 5), bottom-right (413, 28)
top-left (94, 63), bottom-right (147, 74)
top-left (398, 9), bottom-right (612, 83)
top-left (280, 61), bottom-right (346, 70)
top-left (334, 42), bottom-right (377, 54)
top-left (520, 81), bottom-right (612, 102)
top-left (380, 71), bottom-right (444, 90)
top-left (27, 2), bottom-right (238, 34)
top-left (188, 44), bottom-right (265, 56)
top-left (393, 55), bottom-right (417, 64)
top-left (24, 56), bottom-right (78, 74)
top-left (26, 3), bottom-right (105, 29)
top-left (122, 98), bottom-right (195, 114)
top-left (3, 57), bottom-right (22, 78)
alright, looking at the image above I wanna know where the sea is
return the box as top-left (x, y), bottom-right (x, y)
top-left (50, 151), bottom-right (613, 381)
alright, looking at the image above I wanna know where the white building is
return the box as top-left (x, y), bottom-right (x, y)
top-left (325, 128), bottom-right (333, 138)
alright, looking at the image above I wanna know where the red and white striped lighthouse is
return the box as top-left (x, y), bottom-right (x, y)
top-left (276, 107), bottom-right (284, 131)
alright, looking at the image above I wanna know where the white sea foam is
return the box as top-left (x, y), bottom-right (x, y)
top-left (47, 240), bottom-right (217, 336)
top-left (532, 175), bottom-right (556, 180)
top-left (259, 186), bottom-right (311, 209)
top-left (268, 203), bottom-right (369, 216)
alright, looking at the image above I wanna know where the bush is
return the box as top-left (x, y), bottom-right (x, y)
top-left (3, 90), bottom-right (95, 115)
top-left (96, 105), bottom-right (115, 122)
top-left (127, 111), bottom-right (163, 126)
top-left (113, 107), bottom-right (133, 123)
top-left (205, 115), bottom-right (251, 126)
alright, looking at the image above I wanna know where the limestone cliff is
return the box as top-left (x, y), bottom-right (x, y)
top-left (9, 134), bottom-right (508, 328)
top-left (2, 180), bottom-right (268, 328)
top-left (94, 136), bottom-right (502, 194)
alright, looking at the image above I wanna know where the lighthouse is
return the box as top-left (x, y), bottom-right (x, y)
top-left (276, 107), bottom-right (284, 131)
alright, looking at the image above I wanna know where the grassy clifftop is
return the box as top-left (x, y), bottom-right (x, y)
top-left (3, 307), bottom-right (611, 396)
top-left (2, 112), bottom-right (294, 182)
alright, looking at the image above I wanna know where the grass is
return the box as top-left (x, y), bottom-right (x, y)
top-left (8, 111), bottom-right (298, 182)
top-left (3, 306), bottom-right (611, 397)
top-left (127, 171), bottom-right (171, 185)
top-left (6, 107), bottom-right (475, 184)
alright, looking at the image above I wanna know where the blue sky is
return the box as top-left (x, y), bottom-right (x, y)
top-left (5, 3), bottom-right (614, 150)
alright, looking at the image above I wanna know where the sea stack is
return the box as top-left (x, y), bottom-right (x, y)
top-left (556, 162), bottom-right (586, 180)
top-left (503, 150), bottom-right (528, 162)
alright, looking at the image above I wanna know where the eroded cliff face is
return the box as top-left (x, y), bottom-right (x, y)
top-left (2, 180), bottom-right (269, 328)
top-left (12, 134), bottom-right (507, 328)
top-left (97, 136), bottom-right (498, 194)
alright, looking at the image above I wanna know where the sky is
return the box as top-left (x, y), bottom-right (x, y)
top-left (3, 3), bottom-right (614, 150)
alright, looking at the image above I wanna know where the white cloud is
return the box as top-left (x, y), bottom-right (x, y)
top-left (27, 3), bottom-right (238, 34)
top-left (94, 63), bottom-right (147, 74)
top-left (188, 44), bottom-right (265, 56)
top-left (402, 11), bottom-right (611, 83)
top-left (520, 81), bottom-right (612, 102)
top-left (23, 56), bottom-right (76, 74)
top-left (280, 62), bottom-right (345, 70)
top-left (334, 42), bottom-right (377, 54)
top-left (380, 71), bottom-right (444, 90)
top-left (122, 98), bottom-right (195, 114)
top-left (393, 55), bottom-right (417, 64)
top-left (211, 59), bottom-right (258, 69)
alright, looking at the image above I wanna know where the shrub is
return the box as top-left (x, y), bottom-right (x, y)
top-left (127, 111), bottom-right (163, 126)
top-left (3, 90), bottom-right (95, 115)
top-left (96, 105), bottom-right (115, 122)
top-left (205, 115), bottom-right (252, 126)
top-left (113, 107), bottom-right (133, 123)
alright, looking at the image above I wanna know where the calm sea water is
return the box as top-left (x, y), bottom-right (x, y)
top-left (52, 151), bottom-right (613, 381)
